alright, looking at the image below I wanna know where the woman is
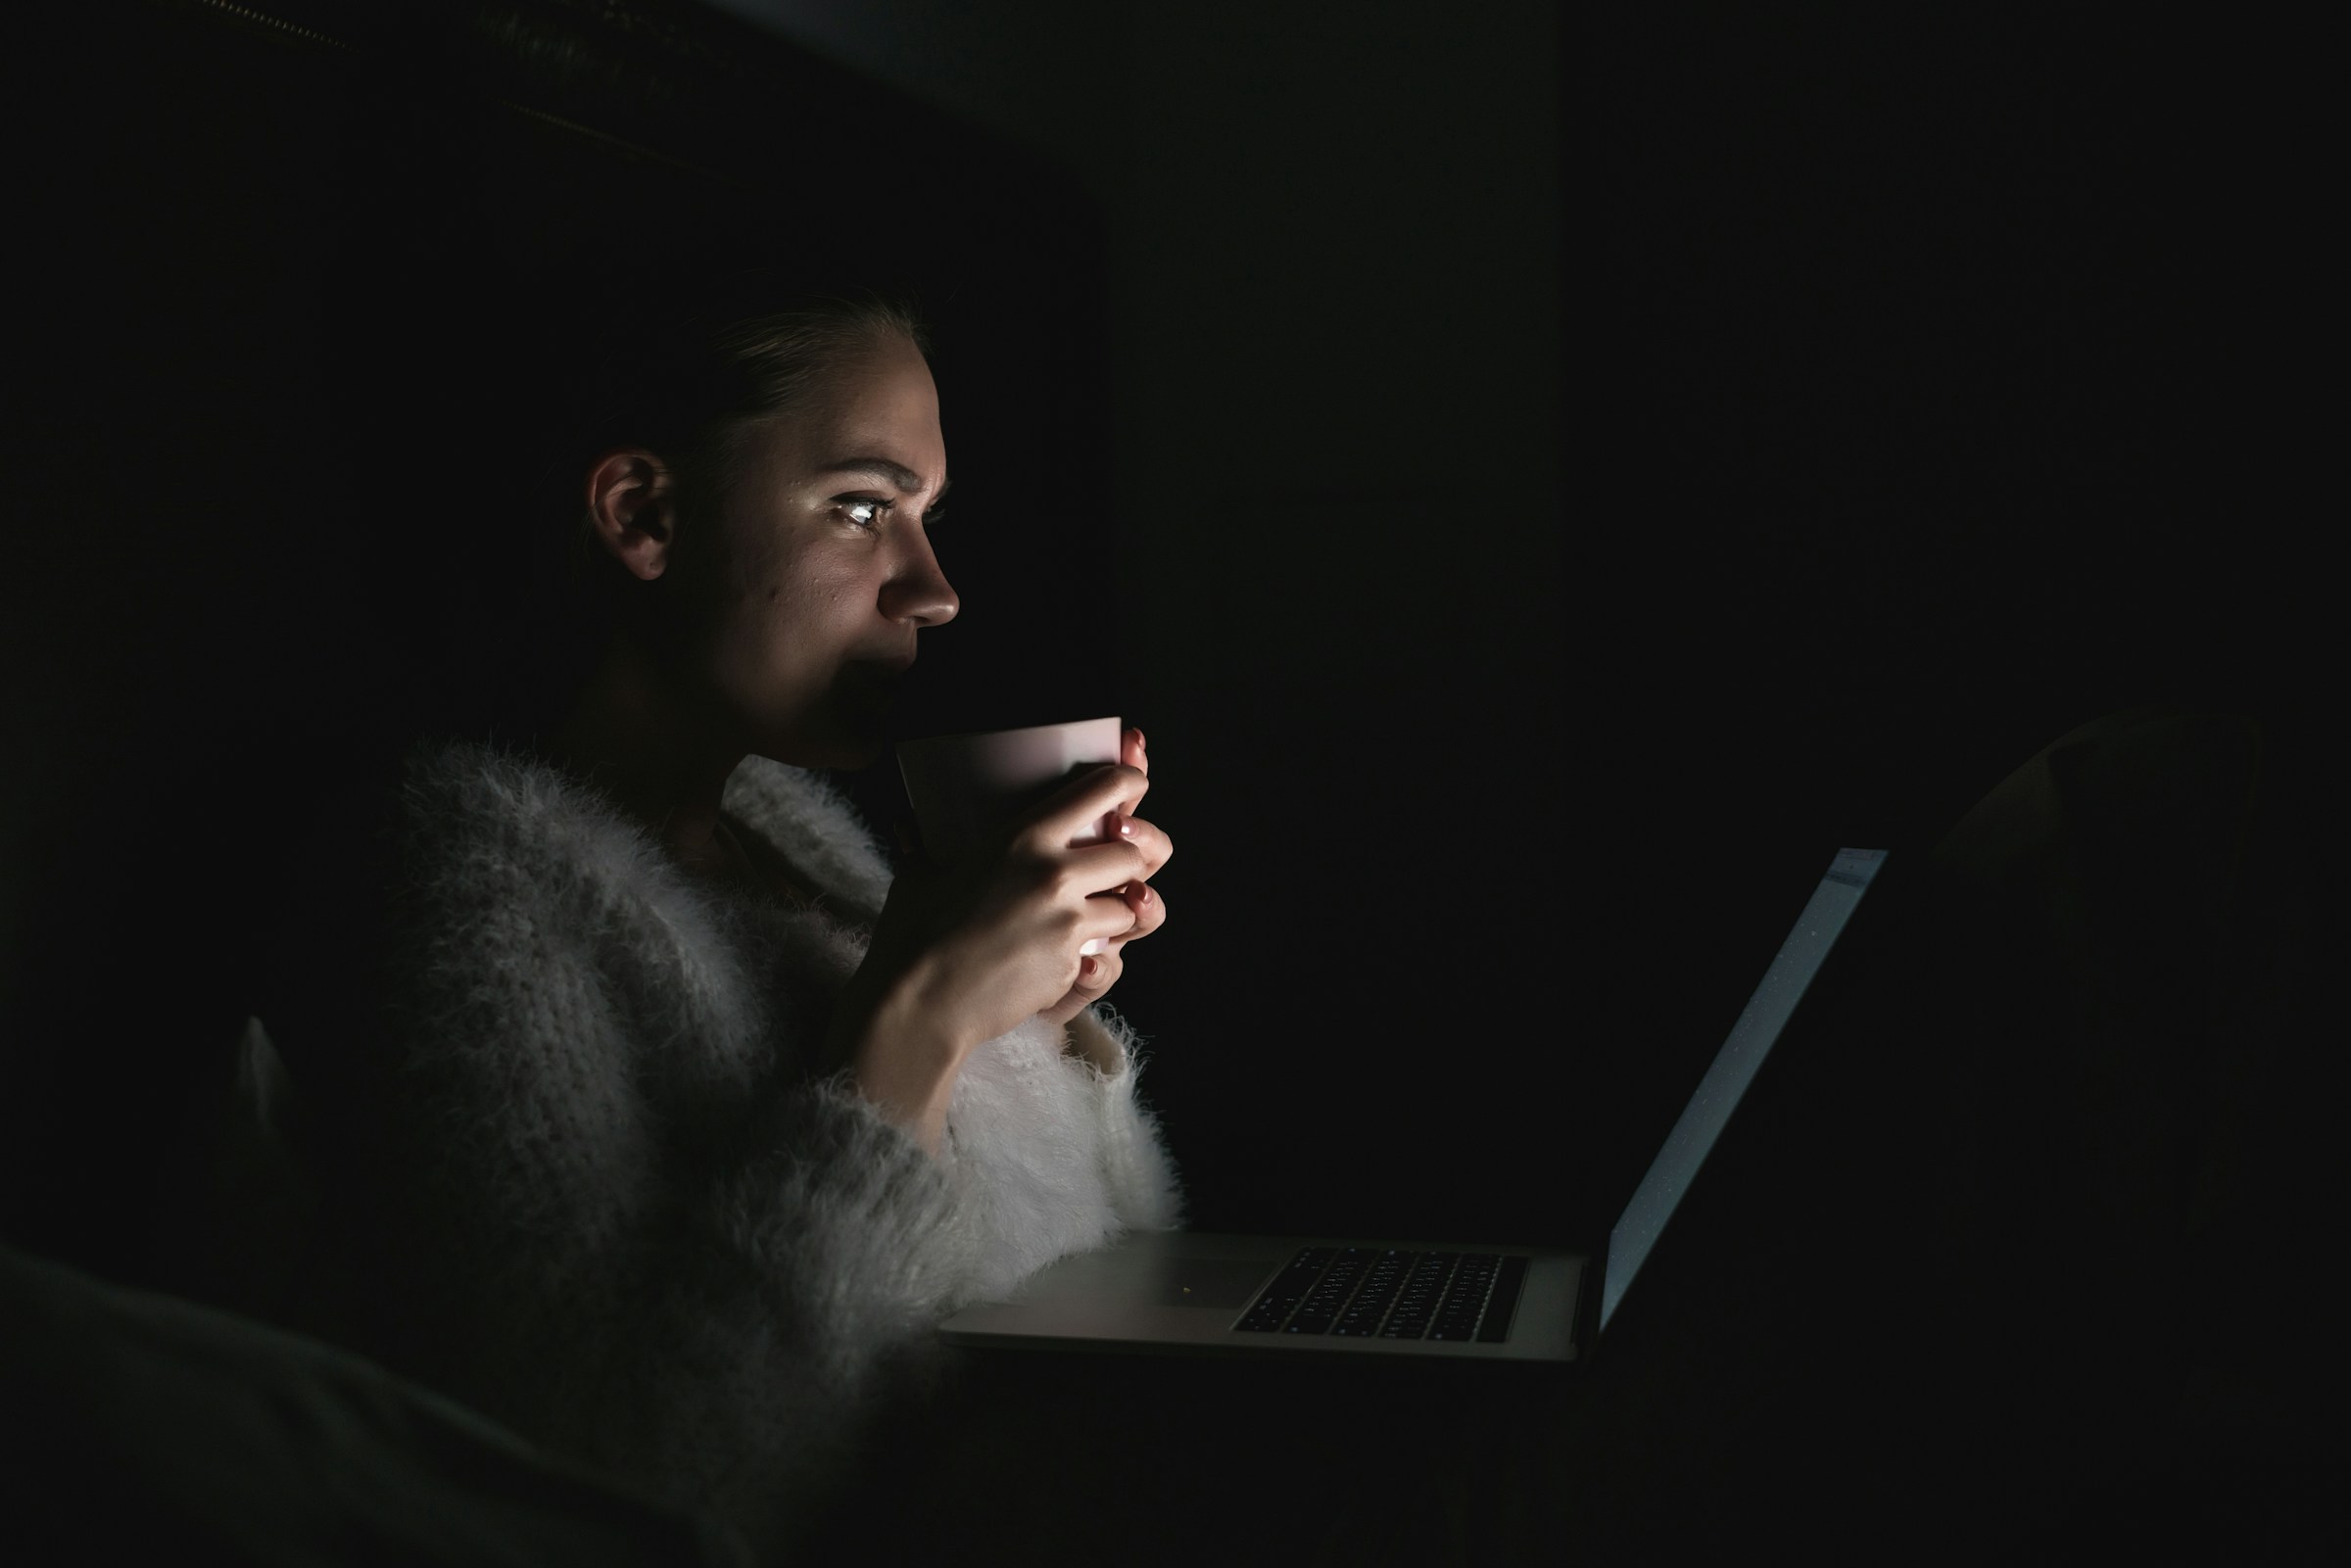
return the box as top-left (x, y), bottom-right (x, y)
top-left (232, 289), bottom-right (1182, 1555)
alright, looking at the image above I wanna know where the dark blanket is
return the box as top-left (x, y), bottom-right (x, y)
top-left (0, 1241), bottom-right (752, 1566)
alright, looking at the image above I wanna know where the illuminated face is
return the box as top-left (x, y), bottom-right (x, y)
top-left (678, 331), bottom-right (958, 768)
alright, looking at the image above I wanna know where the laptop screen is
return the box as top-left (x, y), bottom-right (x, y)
top-left (1598, 847), bottom-right (1887, 1334)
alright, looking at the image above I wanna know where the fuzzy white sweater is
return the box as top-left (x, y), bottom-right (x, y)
top-left (229, 735), bottom-right (1183, 1547)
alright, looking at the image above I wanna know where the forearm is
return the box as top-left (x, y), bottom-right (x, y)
top-left (828, 969), bottom-right (971, 1159)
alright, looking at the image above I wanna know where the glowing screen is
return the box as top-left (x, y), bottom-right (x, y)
top-left (1598, 847), bottom-right (1885, 1334)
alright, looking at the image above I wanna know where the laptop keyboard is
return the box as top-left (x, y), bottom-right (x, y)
top-left (1233, 1247), bottom-right (1530, 1342)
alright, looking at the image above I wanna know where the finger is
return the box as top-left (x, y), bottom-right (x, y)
top-left (1105, 815), bottom-right (1174, 879)
top-left (1079, 876), bottom-right (1152, 947)
top-left (1083, 757), bottom-right (1149, 826)
top-left (1080, 887), bottom-right (1154, 950)
top-left (1024, 764), bottom-right (1150, 850)
top-left (1113, 880), bottom-right (1166, 943)
top-left (1075, 947), bottom-right (1122, 992)
top-left (1086, 885), bottom-right (1161, 958)
top-left (1117, 729), bottom-right (1149, 818)
top-left (1063, 837), bottom-right (1155, 905)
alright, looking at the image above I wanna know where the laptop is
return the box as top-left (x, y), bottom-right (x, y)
top-left (938, 846), bottom-right (1890, 1363)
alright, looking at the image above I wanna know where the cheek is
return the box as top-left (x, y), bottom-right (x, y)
top-left (722, 560), bottom-right (856, 675)
top-left (763, 565), bottom-right (852, 629)
top-left (720, 528), bottom-right (796, 623)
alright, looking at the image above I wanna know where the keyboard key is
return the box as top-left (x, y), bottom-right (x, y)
top-left (1231, 1246), bottom-right (1530, 1344)
top-left (1232, 1246), bottom-right (1344, 1332)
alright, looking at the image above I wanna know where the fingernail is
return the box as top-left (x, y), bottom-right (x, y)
top-left (1116, 816), bottom-right (1137, 838)
top-left (1138, 883), bottom-right (1155, 905)
top-left (1080, 956), bottom-right (1100, 980)
top-left (1135, 729), bottom-right (1147, 754)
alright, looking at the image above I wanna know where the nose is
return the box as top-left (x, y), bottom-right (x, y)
top-left (883, 529), bottom-right (959, 629)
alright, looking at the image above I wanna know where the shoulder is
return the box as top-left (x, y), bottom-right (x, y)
top-left (258, 738), bottom-right (615, 1100)
top-left (387, 735), bottom-right (682, 905)
top-left (394, 735), bottom-right (610, 848)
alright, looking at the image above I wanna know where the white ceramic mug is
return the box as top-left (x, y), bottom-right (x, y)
top-left (896, 713), bottom-right (1124, 863)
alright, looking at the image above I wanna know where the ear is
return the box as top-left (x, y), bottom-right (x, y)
top-left (583, 448), bottom-right (681, 583)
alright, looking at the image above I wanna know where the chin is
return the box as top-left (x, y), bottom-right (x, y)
top-left (762, 705), bottom-right (889, 771)
top-left (757, 736), bottom-right (881, 772)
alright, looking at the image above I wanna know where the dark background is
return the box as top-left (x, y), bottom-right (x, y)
top-left (0, 0), bottom-right (2324, 1314)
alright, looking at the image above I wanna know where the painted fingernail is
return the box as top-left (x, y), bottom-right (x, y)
top-left (1116, 816), bottom-right (1137, 838)
top-left (1138, 883), bottom-right (1155, 905)
top-left (1080, 956), bottom-right (1101, 981)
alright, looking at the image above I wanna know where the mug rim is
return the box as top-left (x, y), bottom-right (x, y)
top-left (894, 715), bottom-right (1121, 753)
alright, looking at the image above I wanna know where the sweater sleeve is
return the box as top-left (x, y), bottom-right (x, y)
top-left (933, 1003), bottom-right (1184, 1304)
top-left (267, 744), bottom-right (980, 1552)
top-left (1063, 1004), bottom-right (1186, 1235)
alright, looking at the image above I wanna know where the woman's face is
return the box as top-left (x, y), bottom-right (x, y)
top-left (675, 331), bottom-right (958, 769)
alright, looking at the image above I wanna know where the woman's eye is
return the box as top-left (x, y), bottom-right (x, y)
top-left (839, 498), bottom-right (892, 530)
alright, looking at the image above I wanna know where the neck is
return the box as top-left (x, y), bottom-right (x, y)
top-left (537, 632), bottom-right (744, 878)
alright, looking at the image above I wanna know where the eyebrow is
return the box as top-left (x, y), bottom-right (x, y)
top-left (819, 456), bottom-right (950, 501)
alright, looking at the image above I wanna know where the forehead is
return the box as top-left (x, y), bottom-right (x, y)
top-left (764, 339), bottom-right (942, 480)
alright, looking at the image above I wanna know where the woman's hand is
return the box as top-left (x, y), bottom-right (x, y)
top-left (839, 727), bottom-right (1173, 1131)
top-left (1037, 728), bottom-right (1168, 1029)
